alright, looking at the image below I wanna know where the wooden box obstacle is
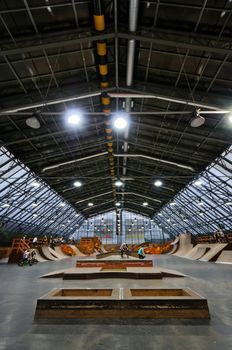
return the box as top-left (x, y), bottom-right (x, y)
top-left (35, 288), bottom-right (210, 320)
top-left (76, 259), bottom-right (153, 268)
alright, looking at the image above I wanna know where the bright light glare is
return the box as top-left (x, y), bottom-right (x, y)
top-left (67, 112), bottom-right (82, 125)
top-left (194, 180), bottom-right (203, 186)
top-left (116, 202), bottom-right (121, 206)
top-left (154, 180), bottom-right (163, 187)
top-left (113, 114), bottom-right (128, 129)
top-left (31, 181), bottom-right (40, 188)
top-left (88, 202), bottom-right (94, 207)
top-left (73, 180), bottom-right (82, 188)
top-left (143, 202), bottom-right (148, 206)
top-left (115, 180), bottom-right (123, 187)
top-left (228, 113), bottom-right (232, 123)
top-left (2, 203), bottom-right (10, 208)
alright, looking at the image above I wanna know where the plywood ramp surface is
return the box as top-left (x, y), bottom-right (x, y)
top-left (216, 250), bottom-right (232, 264)
top-left (53, 246), bottom-right (69, 258)
top-left (199, 244), bottom-right (228, 262)
top-left (69, 245), bottom-right (86, 256)
top-left (40, 246), bottom-right (59, 261)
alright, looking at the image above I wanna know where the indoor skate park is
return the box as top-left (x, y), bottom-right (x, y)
top-left (0, 1), bottom-right (232, 350)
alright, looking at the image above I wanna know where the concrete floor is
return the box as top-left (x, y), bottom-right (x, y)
top-left (0, 255), bottom-right (231, 350)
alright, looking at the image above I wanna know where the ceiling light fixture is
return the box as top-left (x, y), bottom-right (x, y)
top-left (67, 110), bottom-right (82, 125)
top-left (115, 179), bottom-right (123, 187)
top-left (26, 113), bottom-right (41, 129)
top-left (154, 180), bottom-right (163, 187)
top-left (113, 113), bottom-right (128, 130)
top-left (88, 202), bottom-right (94, 207)
top-left (190, 110), bottom-right (205, 128)
top-left (116, 202), bottom-right (121, 206)
top-left (143, 202), bottom-right (148, 206)
top-left (73, 180), bottom-right (82, 188)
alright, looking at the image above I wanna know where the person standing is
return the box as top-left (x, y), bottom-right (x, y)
top-left (120, 243), bottom-right (126, 258)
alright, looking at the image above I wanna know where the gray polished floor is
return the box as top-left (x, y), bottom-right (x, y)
top-left (0, 255), bottom-right (231, 350)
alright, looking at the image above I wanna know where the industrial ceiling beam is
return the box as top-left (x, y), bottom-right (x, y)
top-left (75, 191), bottom-right (113, 204)
top-left (1, 31), bottom-right (231, 58)
top-left (115, 154), bottom-right (195, 172)
top-left (0, 33), bottom-right (115, 56)
top-left (118, 33), bottom-right (232, 56)
top-left (116, 191), bottom-right (162, 203)
top-left (1, 88), bottom-right (114, 113)
top-left (42, 152), bottom-right (108, 173)
top-left (111, 89), bottom-right (230, 112)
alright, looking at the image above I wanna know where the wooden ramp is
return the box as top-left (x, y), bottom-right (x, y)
top-left (39, 246), bottom-right (59, 261)
top-left (199, 244), bottom-right (228, 262)
top-left (216, 250), bottom-right (232, 264)
top-left (54, 246), bottom-right (70, 258)
top-left (31, 249), bottom-right (47, 262)
top-left (8, 238), bottom-right (30, 263)
top-left (69, 245), bottom-right (86, 256)
top-left (184, 246), bottom-right (208, 260)
top-left (173, 233), bottom-right (193, 257)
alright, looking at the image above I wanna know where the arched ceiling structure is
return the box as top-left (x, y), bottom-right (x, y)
top-left (0, 0), bottom-right (232, 219)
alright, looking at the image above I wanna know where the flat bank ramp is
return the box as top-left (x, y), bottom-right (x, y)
top-left (173, 233), bottom-right (193, 257)
top-left (216, 250), bottom-right (232, 264)
top-left (199, 243), bottom-right (228, 262)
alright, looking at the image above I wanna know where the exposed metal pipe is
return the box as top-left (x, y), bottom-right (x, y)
top-left (115, 154), bottom-right (195, 172)
top-left (109, 92), bottom-right (227, 111)
top-left (1, 89), bottom-right (114, 113)
top-left (121, 0), bottom-right (139, 200)
top-left (129, 0), bottom-right (139, 32)
top-left (42, 152), bottom-right (108, 172)
top-left (126, 40), bottom-right (136, 87)
top-left (116, 192), bottom-right (162, 203)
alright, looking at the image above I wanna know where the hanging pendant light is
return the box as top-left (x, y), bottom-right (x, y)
top-left (190, 110), bottom-right (205, 128)
top-left (26, 112), bottom-right (41, 129)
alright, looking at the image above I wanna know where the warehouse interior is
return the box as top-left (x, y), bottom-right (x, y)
top-left (0, 1), bottom-right (232, 350)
